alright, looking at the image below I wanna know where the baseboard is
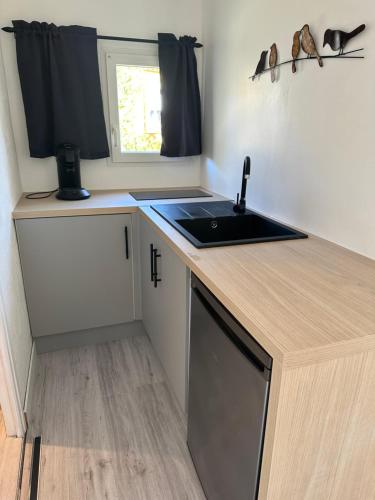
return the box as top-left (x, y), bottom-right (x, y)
top-left (35, 321), bottom-right (145, 354)
top-left (23, 342), bottom-right (38, 419)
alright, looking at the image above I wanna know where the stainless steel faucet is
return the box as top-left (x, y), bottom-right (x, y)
top-left (233, 156), bottom-right (251, 214)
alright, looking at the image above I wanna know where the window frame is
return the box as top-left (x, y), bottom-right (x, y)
top-left (106, 51), bottom-right (166, 163)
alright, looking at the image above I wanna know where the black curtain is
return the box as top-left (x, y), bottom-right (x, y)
top-left (158, 33), bottom-right (201, 157)
top-left (12, 20), bottom-right (109, 159)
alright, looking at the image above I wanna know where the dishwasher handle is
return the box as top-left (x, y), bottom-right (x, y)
top-left (191, 274), bottom-right (272, 375)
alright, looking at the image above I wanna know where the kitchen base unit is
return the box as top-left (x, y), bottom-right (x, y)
top-left (140, 215), bottom-right (190, 413)
top-left (16, 214), bottom-right (137, 339)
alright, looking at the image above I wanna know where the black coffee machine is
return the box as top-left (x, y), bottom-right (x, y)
top-left (56, 143), bottom-right (90, 200)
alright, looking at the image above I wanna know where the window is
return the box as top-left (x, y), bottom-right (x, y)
top-left (107, 52), bottom-right (164, 163)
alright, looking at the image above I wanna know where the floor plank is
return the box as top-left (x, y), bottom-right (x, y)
top-left (30, 335), bottom-right (205, 500)
top-left (0, 407), bottom-right (23, 500)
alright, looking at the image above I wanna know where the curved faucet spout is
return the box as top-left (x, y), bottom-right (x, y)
top-left (233, 156), bottom-right (251, 214)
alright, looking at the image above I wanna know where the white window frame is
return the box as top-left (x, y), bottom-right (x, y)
top-left (106, 52), bottom-right (166, 163)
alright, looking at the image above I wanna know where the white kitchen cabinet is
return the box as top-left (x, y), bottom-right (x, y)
top-left (16, 214), bottom-right (136, 337)
top-left (140, 215), bottom-right (190, 413)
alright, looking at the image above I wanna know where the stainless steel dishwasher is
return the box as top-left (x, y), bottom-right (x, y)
top-left (188, 274), bottom-right (272, 500)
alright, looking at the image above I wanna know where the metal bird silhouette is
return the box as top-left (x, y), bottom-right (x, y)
top-left (252, 50), bottom-right (268, 81)
top-left (323, 24), bottom-right (366, 55)
top-left (269, 43), bottom-right (278, 82)
top-left (292, 31), bottom-right (301, 73)
top-left (301, 24), bottom-right (323, 67)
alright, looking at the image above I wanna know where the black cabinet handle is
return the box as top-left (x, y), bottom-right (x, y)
top-left (150, 244), bottom-right (154, 281)
top-left (150, 243), bottom-right (161, 287)
top-left (124, 226), bottom-right (129, 259)
top-left (152, 246), bottom-right (162, 288)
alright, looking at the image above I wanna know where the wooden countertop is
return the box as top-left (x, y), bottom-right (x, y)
top-left (139, 206), bottom-right (375, 369)
top-left (13, 190), bottom-right (138, 219)
top-left (13, 189), bottom-right (375, 369)
top-left (12, 187), bottom-right (225, 219)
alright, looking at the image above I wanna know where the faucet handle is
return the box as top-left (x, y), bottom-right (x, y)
top-left (236, 193), bottom-right (239, 204)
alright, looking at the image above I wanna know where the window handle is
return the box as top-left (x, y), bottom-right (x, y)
top-left (111, 126), bottom-right (118, 148)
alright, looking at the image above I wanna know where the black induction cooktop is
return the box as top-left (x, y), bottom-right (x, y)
top-left (130, 189), bottom-right (212, 201)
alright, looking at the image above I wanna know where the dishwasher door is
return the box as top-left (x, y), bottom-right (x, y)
top-left (187, 275), bottom-right (272, 500)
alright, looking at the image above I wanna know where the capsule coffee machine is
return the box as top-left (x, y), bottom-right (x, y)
top-left (56, 143), bottom-right (90, 200)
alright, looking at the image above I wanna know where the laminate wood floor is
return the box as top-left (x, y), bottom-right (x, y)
top-left (0, 406), bottom-right (22, 499)
top-left (28, 334), bottom-right (206, 500)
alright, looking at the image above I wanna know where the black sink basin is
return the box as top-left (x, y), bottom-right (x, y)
top-left (151, 201), bottom-right (307, 248)
top-left (176, 214), bottom-right (298, 243)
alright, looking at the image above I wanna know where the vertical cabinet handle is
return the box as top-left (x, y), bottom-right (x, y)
top-left (124, 226), bottom-right (129, 259)
top-left (153, 248), bottom-right (162, 288)
top-left (150, 243), bottom-right (162, 288)
top-left (150, 244), bottom-right (154, 281)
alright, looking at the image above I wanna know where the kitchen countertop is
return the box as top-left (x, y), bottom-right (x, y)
top-left (138, 207), bottom-right (375, 369)
top-left (12, 187), bottom-right (227, 219)
top-left (13, 188), bottom-right (375, 369)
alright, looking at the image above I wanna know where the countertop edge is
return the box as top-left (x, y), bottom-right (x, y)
top-left (12, 206), bottom-right (140, 219)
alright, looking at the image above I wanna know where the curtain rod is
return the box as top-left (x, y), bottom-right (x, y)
top-left (1, 27), bottom-right (203, 48)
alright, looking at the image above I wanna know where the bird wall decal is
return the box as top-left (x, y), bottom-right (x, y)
top-left (269, 43), bottom-right (278, 82)
top-left (301, 24), bottom-right (323, 67)
top-left (323, 24), bottom-right (366, 55)
top-left (291, 31), bottom-right (301, 73)
top-left (249, 22), bottom-right (365, 82)
top-left (252, 50), bottom-right (268, 81)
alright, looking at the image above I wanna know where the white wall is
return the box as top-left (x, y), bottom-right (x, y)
top-left (201, 0), bottom-right (375, 259)
top-left (0, 0), bottom-right (203, 192)
top-left (0, 40), bottom-right (32, 410)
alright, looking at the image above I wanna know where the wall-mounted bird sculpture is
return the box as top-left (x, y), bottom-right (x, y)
top-left (269, 43), bottom-right (278, 82)
top-left (323, 24), bottom-right (366, 55)
top-left (252, 50), bottom-right (268, 81)
top-left (292, 31), bottom-right (301, 73)
top-left (301, 24), bottom-right (323, 67)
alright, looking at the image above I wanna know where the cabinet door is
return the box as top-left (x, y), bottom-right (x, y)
top-left (140, 216), bottom-right (190, 413)
top-left (16, 214), bottom-right (135, 337)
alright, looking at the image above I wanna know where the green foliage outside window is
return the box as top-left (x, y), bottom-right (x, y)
top-left (116, 65), bottom-right (162, 153)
